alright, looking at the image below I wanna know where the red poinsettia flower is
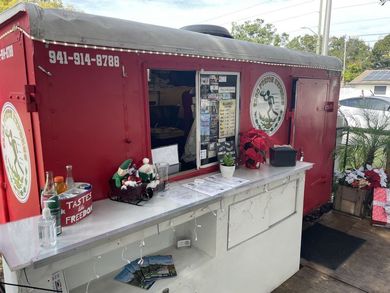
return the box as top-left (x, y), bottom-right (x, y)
top-left (364, 170), bottom-right (381, 189)
top-left (239, 128), bottom-right (271, 169)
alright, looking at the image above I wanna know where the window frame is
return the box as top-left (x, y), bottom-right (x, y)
top-left (196, 70), bottom-right (241, 169)
top-left (374, 85), bottom-right (387, 95)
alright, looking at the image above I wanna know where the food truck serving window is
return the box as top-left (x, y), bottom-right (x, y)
top-left (197, 71), bottom-right (240, 168)
top-left (148, 70), bottom-right (240, 174)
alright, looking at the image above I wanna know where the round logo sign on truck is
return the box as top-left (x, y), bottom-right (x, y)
top-left (250, 72), bottom-right (287, 135)
top-left (1, 102), bottom-right (31, 203)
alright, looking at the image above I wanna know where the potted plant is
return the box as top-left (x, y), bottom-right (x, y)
top-left (240, 128), bottom-right (271, 169)
top-left (220, 153), bottom-right (236, 178)
top-left (335, 165), bottom-right (388, 217)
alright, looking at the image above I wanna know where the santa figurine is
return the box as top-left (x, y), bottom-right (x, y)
top-left (138, 158), bottom-right (160, 190)
top-left (138, 158), bottom-right (156, 182)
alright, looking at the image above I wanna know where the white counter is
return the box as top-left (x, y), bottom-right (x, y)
top-left (1, 162), bottom-right (312, 293)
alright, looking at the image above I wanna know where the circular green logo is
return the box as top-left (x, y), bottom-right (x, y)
top-left (1, 102), bottom-right (31, 203)
top-left (250, 72), bottom-right (287, 136)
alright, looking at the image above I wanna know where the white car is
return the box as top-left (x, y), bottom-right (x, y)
top-left (338, 96), bottom-right (390, 129)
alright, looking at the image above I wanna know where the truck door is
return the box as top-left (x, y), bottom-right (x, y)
top-left (0, 35), bottom-right (40, 223)
top-left (292, 78), bottom-right (334, 214)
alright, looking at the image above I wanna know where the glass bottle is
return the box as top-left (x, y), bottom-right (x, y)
top-left (65, 165), bottom-right (75, 190)
top-left (54, 176), bottom-right (67, 194)
top-left (38, 200), bottom-right (57, 248)
top-left (41, 171), bottom-right (57, 210)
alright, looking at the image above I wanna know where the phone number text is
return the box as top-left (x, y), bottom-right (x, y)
top-left (49, 50), bottom-right (120, 67)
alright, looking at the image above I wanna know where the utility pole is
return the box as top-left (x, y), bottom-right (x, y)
top-left (322, 0), bottom-right (332, 56)
top-left (342, 35), bottom-right (347, 85)
top-left (317, 0), bottom-right (323, 55)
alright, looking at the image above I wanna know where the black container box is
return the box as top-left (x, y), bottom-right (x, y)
top-left (270, 146), bottom-right (297, 167)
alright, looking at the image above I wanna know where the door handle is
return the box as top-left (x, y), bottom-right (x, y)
top-left (299, 149), bottom-right (304, 162)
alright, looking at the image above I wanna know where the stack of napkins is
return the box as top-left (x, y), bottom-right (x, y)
top-left (115, 255), bottom-right (177, 290)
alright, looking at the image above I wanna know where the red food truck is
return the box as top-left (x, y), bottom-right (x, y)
top-left (0, 3), bottom-right (341, 223)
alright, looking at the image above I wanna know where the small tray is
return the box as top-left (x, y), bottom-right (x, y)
top-left (108, 180), bottom-right (164, 206)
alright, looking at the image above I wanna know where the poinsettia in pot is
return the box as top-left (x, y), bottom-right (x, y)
top-left (220, 153), bottom-right (236, 178)
top-left (334, 165), bottom-right (388, 217)
top-left (336, 165), bottom-right (387, 190)
top-left (240, 128), bottom-right (271, 169)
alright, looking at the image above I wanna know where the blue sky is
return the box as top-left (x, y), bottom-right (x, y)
top-left (63, 0), bottom-right (390, 46)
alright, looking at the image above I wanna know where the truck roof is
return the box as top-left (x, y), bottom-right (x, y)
top-left (0, 3), bottom-right (342, 72)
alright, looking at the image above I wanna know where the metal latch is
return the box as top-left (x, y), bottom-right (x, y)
top-left (25, 84), bottom-right (38, 112)
top-left (324, 101), bottom-right (334, 112)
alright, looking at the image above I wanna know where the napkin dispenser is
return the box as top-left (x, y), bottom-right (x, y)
top-left (270, 146), bottom-right (297, 167)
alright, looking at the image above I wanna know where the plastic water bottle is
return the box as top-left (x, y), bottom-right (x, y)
top-left (38, 200), bottom-right (57, 248)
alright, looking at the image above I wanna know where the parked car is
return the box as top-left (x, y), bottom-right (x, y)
top-left (338, 96), bottom-right (390, 129)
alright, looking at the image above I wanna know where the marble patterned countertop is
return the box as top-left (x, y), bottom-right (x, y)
top-left (0, 162), bottom-right (312, 271)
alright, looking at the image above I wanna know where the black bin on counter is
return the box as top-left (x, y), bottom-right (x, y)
top-left (270, 146), bottom-right (297, 167)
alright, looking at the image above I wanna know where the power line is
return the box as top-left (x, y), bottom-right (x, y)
top-left (364, 39), bottom-right (383, 43)
top-left (287, 17), bottom-right (390, 34)
top-left (333, 1), bottom-right (377, 10)
top-left (352, 32), bottom-right (390, 37)
top-left (200, 0), bottom-right (271, 23)
top-left (333, 16), bottom-right (390, 25)
top-left (272, 11), bottom-right (318, 24)
top-left (220, 0), bottom-right (316, 25)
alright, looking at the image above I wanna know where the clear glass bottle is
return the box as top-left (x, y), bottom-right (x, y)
top-left (41, 171), bottom-right (57, 210)
top-left (65, 165), bottom-right (75, 190)
top-left (38, 201), bottom-right (57, 248)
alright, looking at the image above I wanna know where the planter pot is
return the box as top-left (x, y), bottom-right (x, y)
top-left (220, 164), bottom-right (235, 178)
top-left (334, 185), bottom-right (372, 218)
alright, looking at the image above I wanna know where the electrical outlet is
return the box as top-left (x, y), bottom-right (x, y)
top-left (52, 271), bottom-right (68, 293)
top-left (177, 239), bottom-right (191, 248)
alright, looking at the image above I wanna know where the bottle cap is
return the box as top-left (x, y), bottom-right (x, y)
top-left (54, 176), bottom-right (64, 183)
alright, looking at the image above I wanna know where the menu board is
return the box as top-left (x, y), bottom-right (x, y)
top-left (199, 72), bottom-right (239, 166)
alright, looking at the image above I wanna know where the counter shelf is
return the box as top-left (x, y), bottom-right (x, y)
top-left (0, 162), bottom-right (312, 293)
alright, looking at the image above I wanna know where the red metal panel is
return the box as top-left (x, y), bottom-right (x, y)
top-left (33, 43), bottom-right (151, 201)
top-left (293, 79), bottom-right (334, 214)
top-left (0, 17), bottom-right (40, 222)
top-left (0, 154), bottom-right (9, 223)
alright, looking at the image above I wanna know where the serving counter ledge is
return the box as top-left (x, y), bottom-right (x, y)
top-left (1, 162), bottom-right (312, 293)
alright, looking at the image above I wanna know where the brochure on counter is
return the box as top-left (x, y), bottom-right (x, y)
top-left (182, 174), bottom-right (250, 196)
top-left (115, 255), bottom-right (177, 290)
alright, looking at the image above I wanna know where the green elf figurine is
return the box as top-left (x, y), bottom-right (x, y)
top-left (112, 159), bottom-right (133, 188)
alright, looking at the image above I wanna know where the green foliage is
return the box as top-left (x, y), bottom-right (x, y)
top-left (0, 0), bottom-right (73, 13)
top-left (371, 35), bottom-right (390, 68)
top-left (231, 20), bottom-right (375, 81)
top-left (344, 62), bottom-right (364, 83)
top-left (337, 109), bottom-right (390, 170)
top-left (231, 19), bottom-right (289, 47)
top-left (286, 34), bottom-right (317, 53)
top-left (329, 36), bottom-right (372, 81)
top-left (222, 154), bottom-right (235, 167)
